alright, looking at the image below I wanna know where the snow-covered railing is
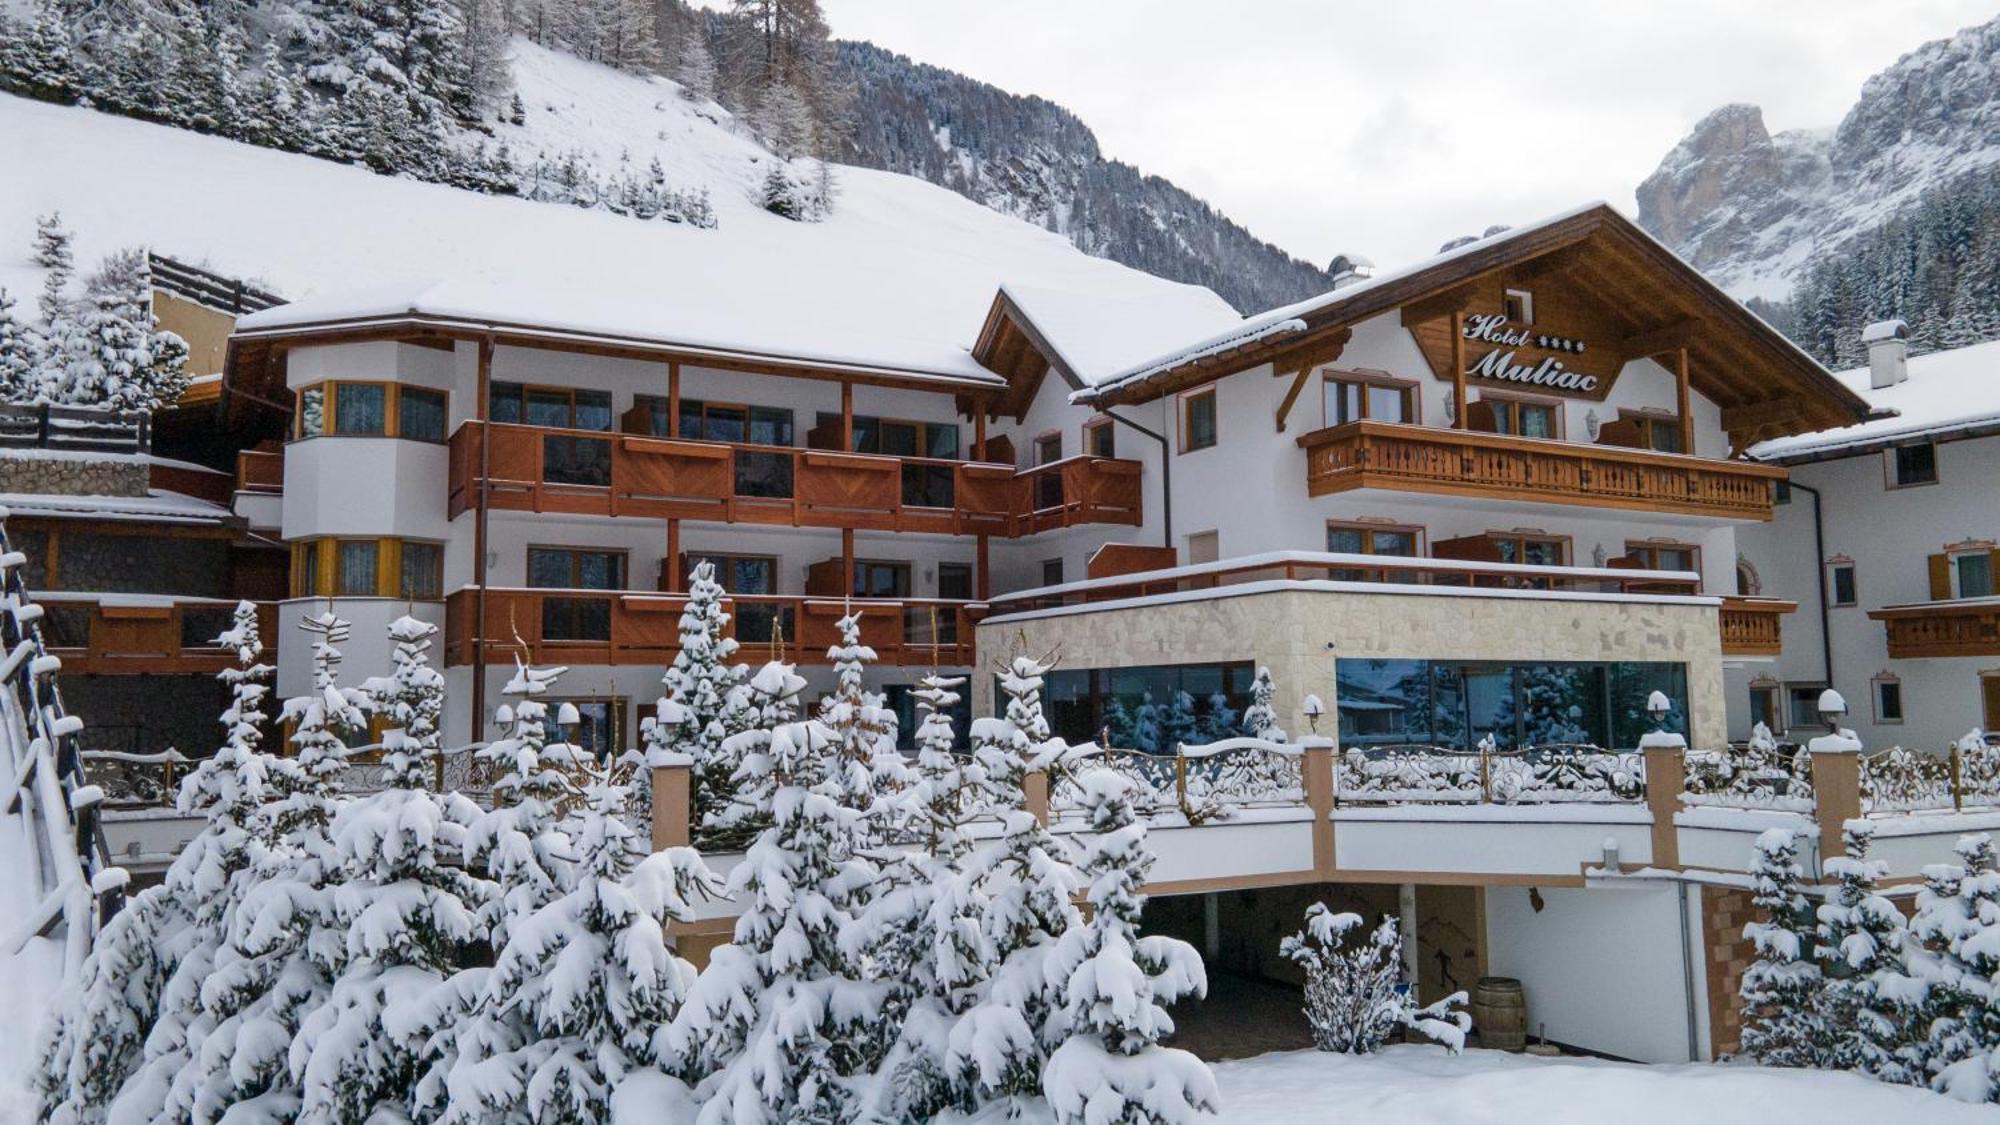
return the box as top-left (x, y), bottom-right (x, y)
top-left (1335, 742), bottom-right (1645, 805)
top-left (0, 402), bottom-right (151, 454)
top-left (1858, 735), bottom-right (2000, 814)
top-left (81, 748), bottom-right (189, 808)
top-left (0, 511), bottom-right (127, 973)
top-left (341, 745), bottom-right (499, 807)
top-left (1047, 738), bottom-right (1304, 824)
top-left (1682, 740), bottom-right (1814, 812)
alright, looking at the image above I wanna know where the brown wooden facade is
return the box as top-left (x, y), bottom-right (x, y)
top-left (1870, 601), bottom-right (2000, 658)
top-left (41, 596), bottom-right (279, 674)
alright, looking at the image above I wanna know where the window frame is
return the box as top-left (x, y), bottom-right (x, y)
top-left (1951, 549), bottom-right (1996, 600)
top-left (293, 381), bottom-right (450, 442)
top-left (290, 537), bottom-right (445, 600)
top-left (1624, 540), bottom-right (1702, 576)
top-left (1872, 674), bottom-right (1905, 725)
top-left (1179, 386), bottom-right (1218, 453)
top-left (1486, 531), bottom-right (1569, 568)
top-left (489, 381), bottom-right (613, 432)
top-left (548, 695), bottom-right (630, 761)
top-left (1503, 288), bottom-right (1534, 325)
top-left (1322, 370), bottom-right (1419, 428)
top-left (1326, 521), bottom-right (1424, 558)
top-left (817, 411), bottom-right (960, 460)
top-left (526, 545), bottom-right (628, 591)
top-left (681, 552), bottom-right (779, 596)
top-left (1829, 561), bottom-right (1858, 608)
top-left (851, 558), bottom-right (913, 599)
top-left (1083, 416), bottom-right (1116, 458)
top-left (1887, 441), bottom-right (1939, 489)
top-left (683, 399), bottom-right (796, 447)
top-left (1041, 557), bottom-right (1065, 587)
top-left (1480, 390), bottom-right (1565, 440)
top-left (936, 561), bottom-right (974, 601)
top-left (1617, 409), bottom-right (1687, 454)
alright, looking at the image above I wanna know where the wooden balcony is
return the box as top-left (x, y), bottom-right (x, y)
top-left (442, 587), bottom-right (984, 668)
top-left (1870, 599), bottom-right (2000, 658)
top-left (446, 421), bottom-right (1141, 537)
top-left (1296, 420), bottom-right (1786, 520)
top-left (1718, 597), bottom-right (1796, 657)
top-left (235, 447), bottom-right (283, 494)
top-left (39, 596), bottom-right (278, 674)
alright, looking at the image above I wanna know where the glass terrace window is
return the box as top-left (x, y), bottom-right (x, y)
top-left (1334, 657), bottom-right (1688, 751)
top-left (490, 382), bottom-right (612, 431)
top-left (1026, 661), bottom-right (1257, 754)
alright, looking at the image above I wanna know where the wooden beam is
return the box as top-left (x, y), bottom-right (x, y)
top-left (1511, 244), bottom-right (1590, 285)
top-left (842, 528), bottom-right (855, 597)
top-left (841, 381), bottom-right (854, 450)
top-left (1451, 310), bottom-right (1468, 430)
top-left (667, 361), bottom-right (681, 434)
top-left (1275, 366), bottom-right (1312, 433)
top-left (665, 518), bottom-right (681, 592)
top-left (976, 534), bottom-right (991, 600)
top-left (1620, 318), bottom-right (1702, 361)
top-left (1398, 282), bottom-right (1481, 329)
top-left (974, 407), bottom-right (987, 461)
top-left (471, 334), bottom-right (494, 743)
top-left (1676, 346), bottom-right (1694, 454)
top-left (1268, 328), bottom-right (1351, 377)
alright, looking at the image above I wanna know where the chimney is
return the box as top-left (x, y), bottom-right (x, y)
top-left (1327, 253), bottom-right (1375, 289)
top-left (1862, 319), bottom-right (1908, 389)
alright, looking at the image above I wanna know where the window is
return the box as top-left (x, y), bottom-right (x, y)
top-left (818, 413), bottom-right (958, 459)
top-left (852, 560), bottom-right (911, 598)
top-left (686, 401), bottom-right (795, 446)
top-left (299, 385), bottom-right (326, 437)
top-left (886, 683), bottom-right (971, 752)
top-left (1326, 523), bottom-right (1420, 558)
top-left (1181, 388), bottom-right (1217, 452)
top-left (1032, 432), bottom-right (1065, 510)
top-left (1035, 432), bottom-right (1063, 465)
top-left (335, 540), bottom-right (378, 596)
top-left (1874, 677), bottom-right (1904, 724)
top-left (1748, 682), bottom-right (1782, 733)
top-left (489, 382), bottom-right (612, 431)
top-left (1041, 558), bottom-right (1065, 587)
top-left (291, 538), bottom-right (446, 600)
top-left (684, 553), bottom-right (776, 595)
top-left (1029, 661), bottom-right (1258, 753)
top-left (1084, 417), bottom-right (1116, 458)
top-left (1503, 289), bottom-right (1534, 324)
top-left (1334, 658), bottom-right (1688, 752)
top-left (399, 541), bottom-right (443, 599)
top-left (529, 546), bottom-right (625, 590)
top-left (937, 562), bottom-right (973, 601)
top-left (1621, 411), bottom-right (1685, 454)
top-left (1486, 396), bottom-right (1559, 439)
top-left (1954, 551), bottom-right (1995, 599)
top-left (543, 433), bottom-right (613, 487)
top-left (398, 387), bottom-right (447, 442)
top-left (300, 539), bottom-right (321, 597)
top-left (1892, 442), bottom-right (1938, 488)
top-left (1774, 480), bottom-right (1792, 505)
top-left (552, 698), bottom-right (626, 763)
top-left (1625, 541), bottom-right (1700, 575)
top-left (1323, 374), bottom-right (1414, 427)
top-left (1787, 685), bottom-right (1829, 731)
top-left (1489, 533), bottom-right (1566, 567)
top-left (1187, 531), bottom-right (1219, 565)
top-left (333, 383), bottom-right (387, 435)
top-left (1830, 562), bottom-right (1857, 607)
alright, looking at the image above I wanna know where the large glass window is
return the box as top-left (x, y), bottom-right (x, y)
top-left (683, 400), bottom-right (794, 446)
top-left (817, 412), bottom-right (957, 458)
top-left (491, 382), bottom-right (612, 431)
top-left (1324, 375), bottom-right (1414, 426)
top-left (336, 540), bottom-right (378, 596)
top-left (1333, 657), bottom-right (1687, 751)
top-left (399, 387), bottom-right (447, 442)
top-left (529, 547), bottom-right (624, 590)
top-left (333, 384), bottom-right (387, 435)
top-left (1030, 661), bottom-right (1257, 754)
top-left (1489, 398), bottom-right (1558, 439)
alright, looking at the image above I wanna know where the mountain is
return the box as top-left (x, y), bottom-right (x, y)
top-left (831, 40), bottom-right (1334, 314)
top-left (1635, 14), bottom-right (2000, 362)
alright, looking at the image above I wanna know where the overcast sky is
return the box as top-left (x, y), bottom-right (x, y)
top-left (796, 1), bottom-right (1996, 271)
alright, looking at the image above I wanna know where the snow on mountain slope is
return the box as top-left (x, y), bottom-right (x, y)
top-left (2, 40), bottom-right (1242, 381)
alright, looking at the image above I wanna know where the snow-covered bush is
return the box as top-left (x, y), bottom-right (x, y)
top-left (1280, 904), bottom-right (1468, 1055)
top-left (1241, 667), bottom-right (1288, 743)
top-left (1933, 835), bottom-right (2000, 1101)
top-left (1740, 826), bottom-right (1828, 1068)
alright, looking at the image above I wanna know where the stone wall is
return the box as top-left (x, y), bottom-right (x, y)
top-left (1701, 885), bottom-right (1755, 1057)
top-left (976, 587), bottom-right (1732, 748)
top-left (0, 453), bottom-right (150, 498)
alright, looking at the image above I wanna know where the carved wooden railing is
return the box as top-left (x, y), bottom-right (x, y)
top-left (446, 421), bottom-right (1142, 537)
top-left (1719, 597), bottom-right (1796, 657)
top-left (1296, 420), bottom-right (1786, 520)
top-left (1870, 600), bottom-right (2000, 658)
top-left (443, 587), bottom-right (984, 668)
top-left (37, 596), bottom-right (278, 675)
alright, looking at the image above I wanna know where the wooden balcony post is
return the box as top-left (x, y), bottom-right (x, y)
top-left (974, 407), bottom-right (987, 462)
top-left (1808, 728), bottom-right (1864, 876)
top-left (665, 519), bottom-right (681, 592)
top-left (1024, 769), bottom-right (1050, 826)
top-left (471, 334), bottom-right (495, 742)
top-left (841, 528), bottom-right (855, 597)
top-left (1302, 737), bottom-right (1336, 878)
top-left (1641, 731), bottom-right (1685, 868)
top-left (650, 756), bottom-right (693, 851)
top-left (976, 534), bottom-right (991, 600)
top-left (841, 381), bottom-right (854, 449)
top-left (1450, 310), bottom-right (1468, 430)
top-left (1675, 347), bottom-right (1694, 454)
top-left (667, 361), bottom-right (681, 435)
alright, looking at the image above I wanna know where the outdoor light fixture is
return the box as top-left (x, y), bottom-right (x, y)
top-left (1817, 688), bottom-right (1848, 732)
top-left (1301, 693), bottom-right (1325, 734)
top-left (1646, 690), bottom-right (1672, 731)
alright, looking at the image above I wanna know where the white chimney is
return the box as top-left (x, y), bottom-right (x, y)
top-left (1862, 319), bottom-right (1909, 389)
top-left (1328, 253), bottom-right (1376, 289)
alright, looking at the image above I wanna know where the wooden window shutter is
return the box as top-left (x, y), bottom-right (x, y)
top-left (804, 558), bottom-right (844, 597)
top-left (1929, 553), bottom-right (1951, 600)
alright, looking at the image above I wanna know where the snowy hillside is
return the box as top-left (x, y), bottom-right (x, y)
top-left (0, 39), bottom-right (1239, 377)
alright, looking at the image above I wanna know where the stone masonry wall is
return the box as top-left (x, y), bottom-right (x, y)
top-left (0, 453), bottom-right (149, 497)
top-left (976, 587), bottom-right (1732, 748)
top-left (1701, 884), bottom-right (1756, 1057)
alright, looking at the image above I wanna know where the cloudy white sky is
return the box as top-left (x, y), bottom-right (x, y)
top-left (802, 1), bottom-right (1996, 271)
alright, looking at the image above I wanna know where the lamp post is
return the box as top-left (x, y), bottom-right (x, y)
top-left (1301, 693), bottom-right (1325, 736)
top-left (1817, 688), bottom-right (1848, 735)
top-left (1646, 690), bottom-right (1672, 734)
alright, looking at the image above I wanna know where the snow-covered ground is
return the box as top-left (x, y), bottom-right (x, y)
top-left (1209, 1045), bottom-right (1986, 1124)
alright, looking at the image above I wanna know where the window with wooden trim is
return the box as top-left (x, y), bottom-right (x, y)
top-left (1041, 558), bottom-right (1065, 586)
top-left (676, 400), bottom-right (795, 446)
top-left (528, 546), bottom-right (626, 590)
top-left (489, 381), bottom-right (613, 431)
top-left (1323, 372), bottom-right (1415, 426)
top-left (1325, 522), bottom-right (1421, 558)
top-left (1748, 681), bottom-right (1782, 733)
top-left (290, 538), bottom-right (444, 600)
top-left (682, 553), bottom-right (777, 595)
top-left (852, 559), bottom-right (912, 598)
top-left (1619, 410), bottom-right (1685, 454)
top-left (1830, 561), bottom-right (1857, 607)
top-left (1482, 394), bottom-right (1560, 440)
top-left (1933, 547), bottom-right (1999, 600)
top-left (1180, 387), bottom-right (1217, 452)
top-left (813, 413), bottom-right (959, 459)
top-left (1624, 541), bottom-right (1700, 575)
top-left (937, 561), bottom-right (974, 600)
top-left (1873, 675), bottom-right (1904, 724)
top-left (1786, 684), bottom-right (1829, 731)
top-left (294, 382), bottom-right (449, 441)
top-left (1504, 288), bottom-right (1534, 324)
top-left (1035, 431), bottom-right (1063, 465)
top-left (1488, 532), bottom-right (1567, 567)
top-left (1084, 417), bottom-right (1116, 458)
top-left (1890, 441), bottom-right (1938, 488)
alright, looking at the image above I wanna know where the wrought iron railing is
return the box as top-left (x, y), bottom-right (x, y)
top-left (1336, 741), bottom-right (1644, 805)
top-left (1683, 740), bottom-right (1814, 812)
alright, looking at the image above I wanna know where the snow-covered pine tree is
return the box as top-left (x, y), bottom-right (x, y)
top-left (42, 248), bottom-right (190, 412)
top-left (1041, 771), bottom-right (1216, 1123)
top-left (1242, 665), bottom-right (1287, 742)
top-left (674, 31), bottom-right (717, 102)
top-left (1161, 688), bottom-right (1199, 752)
top-left (474, 766), bottom-right (719, 1121)
top-left (32, 210), bottom-right (72, 324)
top-left (1202, 690), bottom-right (1240, 744)
top-left (1937, 834), bottom-right (2000, 1102)
top-left (1740, 826), bottom-right (1828, 1068)
top-left (667, 689), bottom-right (887, 1123)
top-left (818, 608), bottom-right (905, 835)
top-left (1817, 820), bottom-right (1911, 1078)
top-left (0, 288), bottom-right (38, 402)
top-left (656, 560), bottom-right (741, 836)
top-left (291, 616), bottom-right (494, 1122)
top-left (1279, 905), bottom-right (1468, 1054)
top-left (700, 660), bottom-right (807, 848)
top-left (32, 889), bottom-right (184, 1123)
top-left (1901, 854), bottom-right (1972, 1090)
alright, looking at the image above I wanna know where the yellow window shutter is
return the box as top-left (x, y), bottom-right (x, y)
top-left (1929, 553), bottom-right (1951, 600)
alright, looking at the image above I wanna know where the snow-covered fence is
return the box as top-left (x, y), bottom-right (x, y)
top-left (1856, 734), bottom-right (2000, 814)
top-left (1682, 740), bottom-right (1815, 812)
top-left (1047, 738), bottom-right (1305, 823)
top-left (81, 748), bottom-right (188, 808)
top-left (343, 746), bottom-right (498, 806)
top-left (1335, 742), bottom-right (1644, 805)
top-left (0, 403), bottom-right (151, 454)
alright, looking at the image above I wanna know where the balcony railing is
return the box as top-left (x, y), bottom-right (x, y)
top-left (1296, 420), bottom-right (1786, 521)
top-left (1870, 598), bottom-right (2000, 658)
top-left (446, 421), bottom-right (1142, 537)
top-left (39, 596), bottom-right (278, 674)
top-left (1718, 596), bottom-right (1796, 657)
top-left (442, 587), bottom-right (984, 668)
top-left (985, 549), bottom-right (1704, 616)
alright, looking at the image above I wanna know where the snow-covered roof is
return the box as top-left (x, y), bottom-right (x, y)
top-left (993, 282), bottom-right (1243, 384)
top-left (1751, 338), bottom-right (2000, 461)
top-left (0, 490), bottom-right (234, 525)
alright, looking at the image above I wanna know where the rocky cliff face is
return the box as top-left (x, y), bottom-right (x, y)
top-left (833, 40), bottom-right (1334, 314)
top-left (1637, 15), bottom-right (2000, 300)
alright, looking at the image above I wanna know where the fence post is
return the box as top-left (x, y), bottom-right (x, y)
top-left (1173, 749), bottom-right (1188, 815)
top-left (1479, 742), bottom-right (1492, 804)
top-left (1302, 736), bottom-right (1336, 879)
top-left (1807, 730), bottom-right (1864, 877)
top-left (1023, 770), bottom-right (1050, 826)
top-left (1951, 741), bottom-right (1965, 812)
top-left (650, 755), bottom-right (692, 851)
top-left (1640, 731), bottom-right (1685, 869)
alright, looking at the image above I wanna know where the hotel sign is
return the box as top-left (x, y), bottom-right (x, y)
top-left (1461, 314), bottom-right (1604, 394)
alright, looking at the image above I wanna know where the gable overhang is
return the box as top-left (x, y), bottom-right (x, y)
top-left (970, 290), bottom-right (1078, 422)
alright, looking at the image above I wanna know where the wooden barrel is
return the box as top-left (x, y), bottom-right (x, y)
top-left (1473, 976), bottom-right (1527, 1052)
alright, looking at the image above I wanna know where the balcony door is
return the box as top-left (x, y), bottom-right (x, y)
top-left (528, 547), bottom-right (624, 642)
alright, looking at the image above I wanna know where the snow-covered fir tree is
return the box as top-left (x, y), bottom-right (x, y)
top-left (1818, 820), bottom-right (1910, 1077)
top-left (0, 289), bottom-right (38, 402)
top-left (33, 887), bottom-right (184, 1123)
top-left (38, 247), bottom-right (190, 411)
top-left (667, 671), bottom-right (887, 1123)
top-left (1241, 665), bottom-right (1287, 742)
top-left (1740, 826), bottom-right (1828, 1068)
top-left (1902, 850), bottom-right (1974, 1090)
top-left (700, 660), bottom-right (808, 847)
top-left (1280, 905), bottom-right (1468, 1055)
top-left (291, 616), bottom-right (494, 1122)
top-left (469, 765), bottom-right (718, 1121)
top-left (656, 560), bottom-right (741, 835)
top-left (1201, 690), bottom-right (1240, 743)
top-left (1041, 771), bottom-right (1216, 1123)
top-left (817, 608), bottom-right (905, 832)
top-left (32, 210), bottom-right (72, 323)
top-left (674, 31), bottom-right (717, 101)
top-left (1936, 834), bottom-right (2000, 1102)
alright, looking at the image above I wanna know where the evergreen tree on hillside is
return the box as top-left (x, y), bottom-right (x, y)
top-left (655, 560), bottom-right (741, 835)
top-left (32, 210), bottom-right (72, 324)
top-left (0, 290), bottom-right (38, 402)
top-left (674, 30), bottom-right (717, 101)
top-left (41, 248), bottom-right (191, 411)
